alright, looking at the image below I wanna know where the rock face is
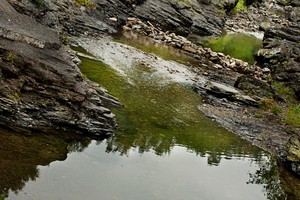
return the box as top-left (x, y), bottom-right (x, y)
top-left (0, 0), bottom-right (121, 137)
top-left (256, 25), bottom-right (300, 100)
top-left (9, 0), bottom-right (224, 38)
top-left (94, 0), bottom-right (224, 36)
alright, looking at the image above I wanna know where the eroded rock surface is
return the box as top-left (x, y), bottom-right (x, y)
top-left (0, 0), bottom-right (121, 137)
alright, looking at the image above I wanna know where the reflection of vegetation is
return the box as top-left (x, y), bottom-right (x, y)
top-left (76, 39), bottom-right (300, 199)
top-left (203, 33), bottom-right (262, 64)
top-left (247, 156), bottom-right (287, 200)
top-left (68, 139), bottom-right (92, 153)
top-left (79, 54), bottom-right (263, 166)
top-left (0, 193), bottom-right (8, 200)
top-left (0, 129), bottom-right (68, 195)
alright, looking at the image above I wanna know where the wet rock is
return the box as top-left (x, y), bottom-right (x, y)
top-left (193, 80), bottom-right (258, 106)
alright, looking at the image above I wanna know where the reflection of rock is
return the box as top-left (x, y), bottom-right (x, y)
top-left (279, 165), bottom-right (300, 199)
top-left (285, 135), bottom-right (300, 177)
top-left (0, 128), bottom-right (68, 194)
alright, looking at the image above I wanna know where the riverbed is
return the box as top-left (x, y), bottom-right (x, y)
top-left (2, 35), bottom-right (300, 200)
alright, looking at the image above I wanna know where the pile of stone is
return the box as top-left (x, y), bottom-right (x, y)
top-left (225, 0), bottom-right (299, 34)
top-left (123, 17), bottom-right (268, 80)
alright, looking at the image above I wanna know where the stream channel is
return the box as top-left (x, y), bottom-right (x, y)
top-left (2, 32), bottom-right (300, 200)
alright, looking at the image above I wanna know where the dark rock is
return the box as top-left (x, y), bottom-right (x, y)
top-left (94, 0), bottom-right (224, 37)
top-left (0, 0), bottom-right (121, 138)
top-left (193, 80), bottom-right (258, 106)
top-left (223, 0), bottom-right (239, 12)
top-left (234, 75), bottom-right (274, 99)
top-left (256, 25), bottom-right (300, 100)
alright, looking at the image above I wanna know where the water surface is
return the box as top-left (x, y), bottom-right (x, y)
top-left (3, 37), bottom-right (300, 200)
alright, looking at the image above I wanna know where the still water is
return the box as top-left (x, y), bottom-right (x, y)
top-left (2, 36), bottom-right (299, 200)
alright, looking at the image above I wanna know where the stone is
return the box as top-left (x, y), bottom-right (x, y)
top-left (262, 67), bottom-right (271, 73)
top-left (182, 45), bottom-right (197, 54)
top-left (193, 80), bottom-right (258, 106)
top-left (259, 21), bottom-right (271, 31)
top-left (108, 17), bottom-right (118, 22)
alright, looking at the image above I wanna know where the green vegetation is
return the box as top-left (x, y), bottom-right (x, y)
top-left (233, 0), bottom-right (247, 13)
top-left (203, 33), bottom-right (262, 64)
top-left (0, 193), bottom-right (8, 200)
top-left (260, 98), bottom-right (275, 110)
top-left (74, 0), bottom-right (96, 9)
top-left (271, 81), bottom-right (295, 102)
top-left (254, 113), bottom-right (263, 118)
top-left (258, 82), bottom-right (299, 127)
top-left (5, 51), bottom-right (14, 64)
top-left (286, 106), bottom-right (300, 127)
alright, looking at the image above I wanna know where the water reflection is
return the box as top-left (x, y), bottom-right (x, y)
top-left (77, 53), bottom-right (300, 199)
top-left (0, 129), bottom-right (67, 195)
top-left (2, 39), bottom-right (300, 199)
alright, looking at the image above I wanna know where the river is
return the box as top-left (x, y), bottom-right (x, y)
top-left (1, 33), bottom-right (300, 200)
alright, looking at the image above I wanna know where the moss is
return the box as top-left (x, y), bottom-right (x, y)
top-left (254, 113), bottom-right (263, 118)
top-left (271, 82), bottom-right (295, 100)
top-left (5, 51), bottom-right (14, 64)
top-left (74, 0), bottom-right (96, 9)
top-left (271, 106), bottom-right (282, 115)
top-left (204, 33), bottom-right (262, 64)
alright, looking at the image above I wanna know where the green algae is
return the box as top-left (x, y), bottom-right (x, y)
top-left (78, 55), bottom-right (262, 160)
top-left (204, 33), bottom-right (262, 64)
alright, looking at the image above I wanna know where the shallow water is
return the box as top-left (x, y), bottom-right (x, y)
top-left (2, 36), bottom-right (300, 200)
